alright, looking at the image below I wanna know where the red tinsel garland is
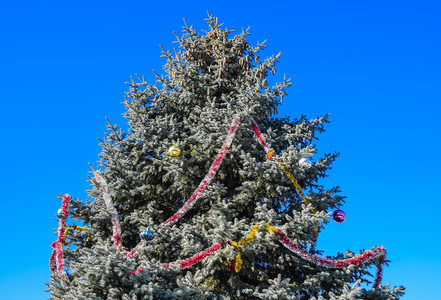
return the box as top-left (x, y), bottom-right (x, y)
top-left (127, 243), bottom-right (222, 275)
top-left (49, 194), bottom-right (71, 278)
top-left (275, 228), bottom-right (386, 288)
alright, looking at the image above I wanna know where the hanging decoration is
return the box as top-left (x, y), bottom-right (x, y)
top-left (333, 209), bottom-right (346, 223)
top-left (274, 227), bottom-right (386, 288)
top-left (227, 224), bottom-right (260, 272)
top-left (50, 115), bottom-right (386, 288)
top-left (93, 172), bottom-right (146, 258)
top-left (127, 243), bottom-right (222, 275)
top-left (299, 157), bottom-right (313, 169)
top-left (49, 194), bottom-right (71, 278)
top-left (250, 119), bottom-right (274, 160)
top-left (279, 160), bottom-right (315, 211)
top-left (93, 172), bottom-right (124, 249)
top-left (56, 208), bottom-right (65, 219)
top-left (168, 145), bottom-right (181, 158)
top-left (63, 225), bottom-right (89, 244)
top-left (139, 228), bottom-right (155, 241)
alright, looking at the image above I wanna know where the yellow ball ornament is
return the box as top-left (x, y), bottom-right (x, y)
top-left (168, 145), bottom-right (181, 158)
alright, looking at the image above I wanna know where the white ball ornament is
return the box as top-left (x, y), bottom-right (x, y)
top-left (299, 157), bottom-right (313, 169)
top-left (56, 208), bottom-right (65, 219)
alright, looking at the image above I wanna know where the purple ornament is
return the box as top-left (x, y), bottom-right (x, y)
top-left (333, 210), bottom-right (346, 223)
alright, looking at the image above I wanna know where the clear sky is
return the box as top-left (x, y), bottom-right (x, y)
top-left (0, 1), bottom-right (440, 299)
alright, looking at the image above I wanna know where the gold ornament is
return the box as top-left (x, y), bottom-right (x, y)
top-left (168, 145), bottom-right (181, 158)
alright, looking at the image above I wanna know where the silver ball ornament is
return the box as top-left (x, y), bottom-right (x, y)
top-left (299, 157), bottom-right (313, 169)
top-left (56, 208), bottom-right (65, 219)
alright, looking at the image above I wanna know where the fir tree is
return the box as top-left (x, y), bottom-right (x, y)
top-left (47, 14), bottom-right (405, 299)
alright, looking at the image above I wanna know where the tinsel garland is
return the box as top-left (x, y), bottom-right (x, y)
top-left (93, 172), bottom-right (123, 248)
top-left (63, 225), bottom-right (84, 238)
top-left (49, 194), bottom-right (71, 278)
top-left (223, 222), bottom-right (385, 288)
top-left (274, 228), bottom-right (386, 288)
top-left (62, 225), bottom-right (84, 247)
top-left (250, 118), bottom-right (274, 160)
top-left (93, 172), bottom-right (147, 258)
top-left (228, 224), bottom-right (259, 272)
top-left (127, 243), bottom-right (222, 275)
top-left (278, 160), bottom-right (313, 208)
top-left (63, 225), bottom-right (89, 243)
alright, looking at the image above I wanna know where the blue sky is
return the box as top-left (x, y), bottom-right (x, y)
top-left (0, 1), bottom-right (440, 299)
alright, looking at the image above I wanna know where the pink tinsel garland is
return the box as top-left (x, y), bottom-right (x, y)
top-left (49, 194), bottom-right (71, 277)
top-left (127, 243), bottom-right (222, 275)
top-left (275, 228), bottom-right (386, 288)
top-left (94, 172), bottom-right (148, 258)
top-left (250, 118), bottom-right (274, 160)
top-left (94, 172), bottom-right (123, 248)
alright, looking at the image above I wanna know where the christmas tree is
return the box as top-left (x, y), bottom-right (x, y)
top-left (47, 14), bottom-right (405, 299)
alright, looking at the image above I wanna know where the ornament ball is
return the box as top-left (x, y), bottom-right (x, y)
top-left (140, 228), bottom-right (155, 241)
top-left (299, 157), bottom-right (313, 169)
top-left (333, 210), bottom-right (346, 223)
top-left (168, 145), bottom-right (181, 158)
top-left (56, 209), bottom-right (64, 219)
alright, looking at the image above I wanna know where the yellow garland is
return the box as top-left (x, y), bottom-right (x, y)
top-left (239, 224), bottom-right (259, 246)
top-left (234, 253), bottom-right (243, 273)
top-left (277, 158), bottom-right (316, 214)
top-left (230, 224), bottom-right (272, 272)
top-left (63, 225), bottom-right (90, 242)
top-left (274, 156), bottom-right (319, 238)
top-left (264, 223), bottom-right (277, 235)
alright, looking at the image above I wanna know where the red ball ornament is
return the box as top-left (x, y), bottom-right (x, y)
top-left (333, 210), bottom-right (346, 223)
